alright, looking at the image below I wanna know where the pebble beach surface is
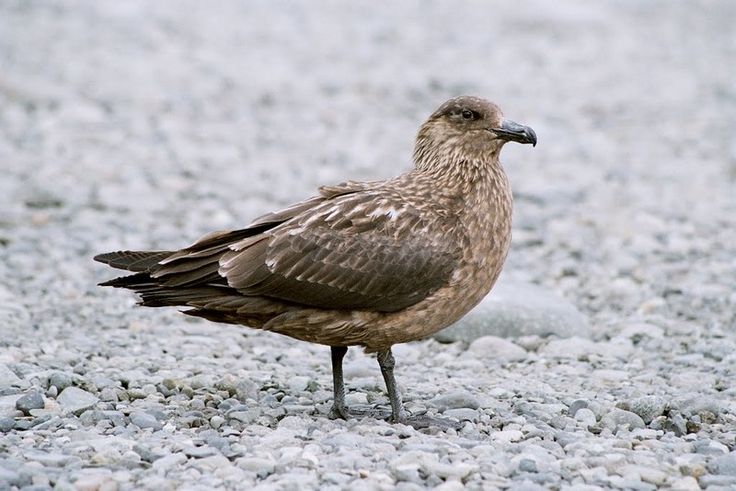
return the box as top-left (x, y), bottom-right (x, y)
top-left (1, 1), bottom-right (735, 490)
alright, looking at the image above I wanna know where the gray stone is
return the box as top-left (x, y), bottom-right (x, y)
top-left (183, 445), bottom-right (218, 458)
top-left (133, 445), bottom-right (167, 463)
top-left (508, 482), bottom-right (548, 491)
top-left (678, 396), bottom-right (722, 418)
top-left (518, 458), bottom-right (538, 473)
top-left (435, 279), bottom-right (589, 342)
top-left (670, 476), bottom-right (700, 491)
top-left (693, 439), bottom-right (729, 456)
top-left (698, 475), bottom-right (736, 488)
top-left (391, 464), bottom-right (422, 483)
top-left (130, 410), bottom-right (162, 430)
top-left (568, 399), bottom-right (589, 417)
top-left (574, 408), bottom-right (597, 428)
top-left (287, 376), bottom-right (311, 393)
top-left (600, 409), bottom-right (646, 432)
top-left (48, 372), bottom-right (73, 391)
top-left (152, 452), bottom-right (188, 470)
top-left (229, 409), bottom-right (261, 424)
top-left (428, 391), bottom-right (480, 411)
top-left (79, 409), bottom-right (126, 427)
top-left (662, 412), bottom-right (688, 436)
top-left (442, 408), bottom-right (479, 422)
top-left (56, 387), bottom-right (99, 415)
top-left (15, 391), bottom-right (44, 415)
top-left (710, 452), bottom-right (736, 476)
top-left (13, 419), bottom-right (32, 430)
top-left (626, 396), bottom-right (667, 424)
top-left (0, 394), bottom-right (23, 417)
top-left (619, 322), bottom-right (664, 340)
top-left (23, 450), bottom-right (77, 467)
top-left (0, 467), bottom-right (21, 487)
top-left (467, 335), bottom-right (528, 361)
top-left (0, 364), bottom-right (21, 389)
top-left (235, 380), bottom-right (259, 402)
top-left (423, 459), bottom-right (478, 479)
top-left (193, 454), bottom-right (232, 472)
top-left (99, 387), bottom-right (118, 402)
top-left (236, 457), bottom-right (276, 477)
top-left (0, 416), bottom-right (14, 432)
top-left (554, 431), bottom-right (580, 448)
top-left (539, 337), bottom-right (600, 359)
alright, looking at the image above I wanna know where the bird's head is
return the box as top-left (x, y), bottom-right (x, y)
top-left (413, 96), bottom-right (536, 174)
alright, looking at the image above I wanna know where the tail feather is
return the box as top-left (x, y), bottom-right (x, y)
top-left (94, 250), bottom-right (173, 272)
top-left (98, 272), bottom-right (155, 288)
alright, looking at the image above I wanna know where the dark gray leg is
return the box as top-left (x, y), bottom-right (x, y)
top-left (377, 348), bottom-right (405, 422)
top-left (327, 346), bottom-right (390, 421)
top-left (328, 346), bottom-right (349, 419)
top-left (377, 347), bottom-right (464, 431)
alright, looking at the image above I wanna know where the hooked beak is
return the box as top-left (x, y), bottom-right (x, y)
top-left (492, 119), bottom-right (537, 147)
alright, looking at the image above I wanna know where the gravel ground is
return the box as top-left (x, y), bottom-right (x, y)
top-left (2, 1), bottom-right (736, 490)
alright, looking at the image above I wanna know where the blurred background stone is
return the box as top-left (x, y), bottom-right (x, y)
top-left (434, 279), bottom-right (590, 343)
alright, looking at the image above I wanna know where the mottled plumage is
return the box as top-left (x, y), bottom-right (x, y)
top-left (95, 96), bottom-right (536, 427)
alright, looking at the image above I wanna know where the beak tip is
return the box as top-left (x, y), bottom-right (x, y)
top-left (495, 119), bottom-right (537, 147)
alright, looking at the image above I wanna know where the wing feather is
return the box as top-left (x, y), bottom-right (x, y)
top-left (220, 193), bottom-right (461, 312)
top-left (100, 182), bottom-right (461, 315)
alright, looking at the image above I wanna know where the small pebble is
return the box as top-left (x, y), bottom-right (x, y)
top-left (429, 391), bottom-right (480, 412)
top-left (600, 409), bottom-right (646, 432)
top-left (48, 372), bottom-right (73, 391)
top-left (56, 387), bottom-right (99, 415)
top-left (574, 408), bottom-right (596, 428)
top-left (0, 416), bottom-right (15, 432)
top-left (15, 391), bottom-right (44, 415)
top-left (130, 411), bottom-right (162, 430)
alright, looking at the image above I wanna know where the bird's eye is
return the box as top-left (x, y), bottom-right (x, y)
top-left (461, 109), bottom-right (475, 120)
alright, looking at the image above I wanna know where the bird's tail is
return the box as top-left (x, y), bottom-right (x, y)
top-left (94, 250), bottom-right (173, 273)
top-left (95, 250), bottom-right (287, 326)
top-left (94, 250), bottom-right (179, 304)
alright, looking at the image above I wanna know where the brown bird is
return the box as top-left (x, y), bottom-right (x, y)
top-left (95, 96), bottom-right (536, 428)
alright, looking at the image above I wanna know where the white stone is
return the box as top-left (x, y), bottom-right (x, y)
top-left (491, 430), bottom-right (524, 443)
top-left (467, 336), bottom-right (528, 362)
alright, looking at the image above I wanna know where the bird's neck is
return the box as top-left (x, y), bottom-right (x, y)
top-left (412, 145), bottom-right (509, 202)
top-left (411, 146), bottom-right (513, 240)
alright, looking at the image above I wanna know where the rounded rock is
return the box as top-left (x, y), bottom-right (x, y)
top-left (130, 411), bottom-right (162, 430)
top-left (626, 396), bottom-right (667, 424)
top-left (48, 372), bottom-right (73, 391)
top-left (710, 451), bottom-right (736, 476)
top-left (574, 408), bottom-right (597, 428)
top-left (600, 408), bottom-right (646, 432)
top-left (57, 387), bottom-right (99, 415)
top-left (435, 280), bottom-right (590, 342)
top-left (467, 336), bottom-right (528, 362)
top-left (15, 391), bottom-right (44, 415)
top-left (428, 391), bottom-right (480, 412)
top-left (0, 416), bottom-right (15, 432)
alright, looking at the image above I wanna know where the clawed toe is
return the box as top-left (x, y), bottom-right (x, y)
top-left (394, 414), bottom-right (464, 431)
top-left (328, 404), bottom-right (391, 421)
top-left (328, 404), bottom-right (462, 430)
top-left (328, 403), bottom-right (350, 420)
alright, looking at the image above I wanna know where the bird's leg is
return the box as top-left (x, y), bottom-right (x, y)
top-left (327, 346), bottom-right (390, 421)
top-left (377, 348), bottom-right (464, 431)
top-left (328, 346), bottom-right (349, 419)
top-left (376, 348), bottom-right (406, 423)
